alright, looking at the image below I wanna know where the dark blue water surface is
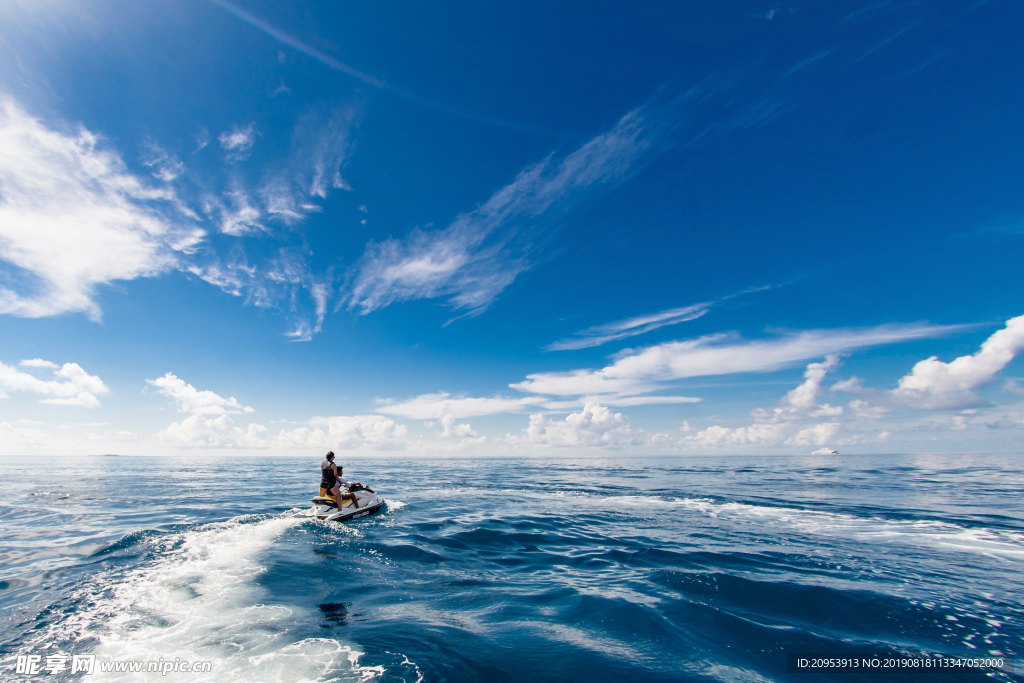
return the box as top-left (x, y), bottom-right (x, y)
top-left (0, 454), bottom-right (1021, 682)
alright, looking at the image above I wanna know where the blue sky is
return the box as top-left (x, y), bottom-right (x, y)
top-left (1, 0), bottom-right (1023, 455)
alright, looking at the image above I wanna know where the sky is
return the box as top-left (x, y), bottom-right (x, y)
top-left (1, 0), bottom-right (1023, 456)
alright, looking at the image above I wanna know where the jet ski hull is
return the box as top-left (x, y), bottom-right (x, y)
top-left (301, 490), bottom-right (386, 522)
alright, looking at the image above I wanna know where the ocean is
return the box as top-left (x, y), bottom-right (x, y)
top-left (0, 454), bottom-right (1021, 682)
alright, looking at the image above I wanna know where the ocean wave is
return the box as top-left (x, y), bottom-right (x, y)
top-left (24, 514), bottom-right (415, 682)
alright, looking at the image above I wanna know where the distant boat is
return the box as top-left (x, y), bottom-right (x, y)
top-left (811, 448), bottom-right (838, 455)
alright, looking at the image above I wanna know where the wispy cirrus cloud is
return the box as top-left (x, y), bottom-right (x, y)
top-left (218, 122), bottom-right (257, 162)
top-left (376, 392), bottom-right (545, 420)
top-left (376, 390), bottom-right (700, 420)
top-left (0, 96), bottom-right (355, 339)
top-left (547, 302), bottom-right (713, 351)
top-left (514, 322), bottom-right (963, 397)
top-left (346, 88), bottom-right (699, 318)
top-left (547, 284), bottom-right (782, 351)
top-left (0, 99), bottom-right (204, 321)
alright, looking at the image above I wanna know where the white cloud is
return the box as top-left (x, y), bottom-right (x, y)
top-left (140, 139), bottom-right (186, 182)
top-left (159, 414), bottom-right (268, 448)
top-left (780, 354), bottom-right (841, 411)
top-left (147, 372), bottom-right (254, 415)
top-left (686, 357), bottom-right (846, 449)
top-left (194, 127), bottom-right (209, 152)
top-left (376, 392), bottom-right (544, 419)
top-left (849, 399), bottom-right (891, 419)
top-left (786, 422), bottom-right (840, 447)
top-left (547, 302), bottom-right (713, 351)
top-left (891, 315), bottom-right (1024, 410)
top-left (274, 415), bottom-right (408, 450)
top-left (346, 92), bottom-right (689, 317)
top-left (218, 123), bottom-right (256, 161)
top-left (512, 403), bottom-right (640, 448)
top-left (595, 395), bottom-right (701, 407)
top-left (20, 358), bottom-right (58, 369)
top-left (687, 422), bottom-right (792, 447)
top-left (0, 420), bottom-right (52, 453)
top-left (0, 99), bottom-right (203, 320)
top-left (831, 376), bottom-right (864, 392)
top-left (204, 188), bottom-right (264, 236)
top-left (513, 323), bottom-right (958, 397)
top-left (437, 414), bottom-right (482, 443)
top-left (0, 359), bottom-right (108, 407)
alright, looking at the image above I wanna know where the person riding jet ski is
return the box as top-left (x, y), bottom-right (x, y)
top-left (320, 451), bottom-right (362, 509)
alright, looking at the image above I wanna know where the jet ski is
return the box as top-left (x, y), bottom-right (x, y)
top-left (301, 488), bottom-right (386, 522)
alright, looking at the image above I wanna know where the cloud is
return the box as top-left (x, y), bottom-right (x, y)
top-left (218, 123), bottom-right (256, 161)
top-left (376, 392), bottom-right (545, 419)
top-left (274, 415), bottom-right (408, 450)
top-left (512, 403), bottom-right (640, 448)
top-left (437, 414), bottom-right (482, 443)
top-left (147, 372), bottom-right (254, 415)
top-left (189, 106), bottom-right (358, 338)
top-left (830, 376), bottom-right (864, 393)
top-left (20, 358), bottom-right (58, 369)
top-left (595, 395), bottom-right (701, 407)
top-left (890, 315), bottom-right (1024, 410)
top-left (686, 357), bottom-right (846, 448)
top-left (786, 422), bottom-right (840, 447)
top-left (376, 390), bottom-right (701, 421)
top-left (159, 414), bottom-right (268, 448)
top-left (207, 0), bottom-right (560, 137)
top-left (513, 323), bottom-right (959, 397)
top-left (686, 422), bottom-right (792, 447)
top-left (0, 359), bottom-right (108, 407)
top-left (0, 99), bottom-right (204, 320)
top-left (848, 398), bottom-right (891, 419)
top-left (140, 139), bottom-right (186, 182)
top-left (547, 302), bottom-right (713, 351)
top-left (346, 90), bottom-right (693, 317)
top-left (0, 420), bottom-right (52, 454)
top-left (204, 187), bottom-right (264, 236)
top-left (194, 127), bottom-right (209, 152)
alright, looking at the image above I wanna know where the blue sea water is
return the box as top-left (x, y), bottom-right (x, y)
top-left (0, 454), bottom-right (1021, 682)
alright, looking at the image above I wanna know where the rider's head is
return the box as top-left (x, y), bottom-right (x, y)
top-left (326, 451), bottom-right (335, 461)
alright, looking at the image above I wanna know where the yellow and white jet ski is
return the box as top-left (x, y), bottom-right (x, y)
top-left (301, 488), bottom-right (386, 522)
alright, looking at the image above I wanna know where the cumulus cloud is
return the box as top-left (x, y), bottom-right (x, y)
top-left (686, 356), bottom-right (845, 448)
top-left (514, 323), bottom-right (958, 397)
top-left (159, 414), bottom-right (268, 448)
top-left (686, 422), bottom-right (792, 447)
top-left (787, 422), bottom-right (840, 447)
top-left (147, 372), bottom-right (254, 415)
top-left (512, 403), bottom-right (640, 448)
top-left (218, 122), bottom-right (257, 161)
top-left (0, 99), bottom-right (203, 320)
top-left (437, 414), bottom-right (483, 443)
top-left (346, 90), bottom-right (695, 317)
top-left (848, 398), bottom-right (891, 419)
top-left (274, 415), bottom-right (408, 450)
top-left (890, 315), bottom-right (1024, 410)
top-left (546, 302), bottom-right (713, 351)
top-left (0, 359), bottom-right (108, 407)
